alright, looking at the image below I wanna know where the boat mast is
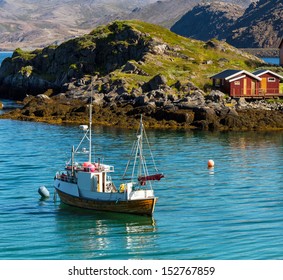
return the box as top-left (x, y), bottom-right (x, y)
top-left (88, 101), bottom-right (92, 163)
top-left (124, 115), bottom-right (158, 183)
top-left (138, 115), bottom-right (143, 177)
top-left (71, 145), bottom-right (75, 175)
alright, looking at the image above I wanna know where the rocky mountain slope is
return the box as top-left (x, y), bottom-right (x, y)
top-left (0, 0), bottom-right (156, 50)
top-left (171, 2), bottom-right (245, 42)
top-left (226, 0), bottom-right (283, 48)
top-left (171, 0), bottom-right (283, 48)
top-left (127, 0), bottom-right (253, 27)
top-left (0, 0), bottom-right (255, 50)
top-left (2, 20), bottom-right (281, 132)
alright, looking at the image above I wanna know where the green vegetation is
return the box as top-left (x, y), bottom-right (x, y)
top-left (69, 64), bottom-right (78, 70)
top-left (19, 65), bottom-right (33, 76)
top-left (5, 20), bottom-right (267, 93)
top-left (73, 35), bottom-right (96, 50)
top-left (266, 98), bottom-right (283, 104)
top-left (89, 24), bottom-right (112, 38)
top-left (12, 48), bottom-right (37, 61)
top-left (100, 20), bottom-right (264, 91)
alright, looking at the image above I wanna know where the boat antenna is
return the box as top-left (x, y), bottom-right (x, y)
top-left (88, 88), bottom-right (93, 163)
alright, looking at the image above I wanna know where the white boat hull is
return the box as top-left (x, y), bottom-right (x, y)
top-left (54, 179), bottom-right (157, 216)
top-left (55, 188), bottom-right (157, 216)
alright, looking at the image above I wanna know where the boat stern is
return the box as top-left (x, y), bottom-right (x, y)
top-left (125, 183), bottom-right (156, 201)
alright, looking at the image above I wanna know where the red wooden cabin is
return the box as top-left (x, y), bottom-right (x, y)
top-left (210, 69), bottom-right (261, 98)
top-left (253, 70), bottom-right (283, 96)
top-left (211, 69), bottom-right (283, 98)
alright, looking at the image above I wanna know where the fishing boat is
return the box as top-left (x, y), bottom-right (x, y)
top-left (54, 104), bottom-right (163, 216)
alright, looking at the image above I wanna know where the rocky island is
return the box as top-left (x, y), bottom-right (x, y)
top-left (0, 20), bottom-right (283, 130)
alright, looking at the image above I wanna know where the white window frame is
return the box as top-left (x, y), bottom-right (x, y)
top-left (268, 77), bottom-right (276, 82)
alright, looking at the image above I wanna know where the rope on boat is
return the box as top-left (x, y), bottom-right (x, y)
top-left (121, 115), bottom-right (160, 184)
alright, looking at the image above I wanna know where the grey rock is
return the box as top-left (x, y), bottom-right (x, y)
top-left (148, 74), bottom-right (167, 91)
top-left (207, 90), bottom-right (226, 103)
top-left (134, 95), bottom-right (149, 107)
top-left (36, 94), bottom-right (51, 101)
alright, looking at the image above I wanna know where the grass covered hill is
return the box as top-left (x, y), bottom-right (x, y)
top-left (0, 20), bottom-right (263, 100)
top-left (2, 20), bottom-right (281, 131)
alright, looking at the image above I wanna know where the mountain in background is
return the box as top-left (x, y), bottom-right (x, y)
top-left (127, 0), bottom-right (253, 27)
top-left (1, 0), bottom-right (281, 50)
top-left (171, 2), bottom-right (245, 42)
top-left (0, 0), bottom-right (156, 50)
top-left (226, 0), bottom-right (283, 48)
top-left (171, 0), bottom-right (283, 48)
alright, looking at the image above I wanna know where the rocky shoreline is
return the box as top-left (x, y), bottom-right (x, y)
top-left (242, 48), bottom-right (279, 58)
top-left (1, 88), bottom-right (283, 131)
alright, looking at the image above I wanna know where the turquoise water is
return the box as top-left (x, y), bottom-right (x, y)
top-left (0, 51), bottom-right (12, 65)
top-left (262, 57), bottom-right (279, 65)
top-left (0, 118), bottom-right (282, 260)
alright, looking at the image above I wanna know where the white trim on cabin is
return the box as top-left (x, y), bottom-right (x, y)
top-left (224, 70), bottom-right (261, 81)
top-left (254, 70), bottom-right (283, 80)
top-left (228, 75), bottom-right (247, 82)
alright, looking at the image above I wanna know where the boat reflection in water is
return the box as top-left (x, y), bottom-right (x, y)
top-left (55, 205), bottom-right (157, 259)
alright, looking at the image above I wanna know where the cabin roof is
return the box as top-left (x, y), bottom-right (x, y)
top-left (211, 69), bottom-right (261, 81)
top-left (210, 69), bottom-right (241, 79)
top-left (253, 69), bottom-right (283, 80)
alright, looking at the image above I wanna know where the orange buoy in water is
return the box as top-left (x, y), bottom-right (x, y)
top-left (207, 159), bottom-right (215, 168)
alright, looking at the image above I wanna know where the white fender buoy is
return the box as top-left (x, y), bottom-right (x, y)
top-left (38, 186), bottom-right (50, 198)
top-left (207, 159), bottom-right (215, 168)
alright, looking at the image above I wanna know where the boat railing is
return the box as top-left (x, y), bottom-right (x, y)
top-left (102, 164), bottom-right (114, 172)
top-left (56, 172), bottom-right (77, 184)
top-left (65, 163), bottom-right (114, 173)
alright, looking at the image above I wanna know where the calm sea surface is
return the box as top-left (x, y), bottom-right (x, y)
top-left (0, 51), bottom-right (12, 65)
top-left (0, 52), bottom-right (283, 260)
top-left (262, 57), bottom-right (280, 65)
top-left (0, 118), bottom-right (282, 260)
